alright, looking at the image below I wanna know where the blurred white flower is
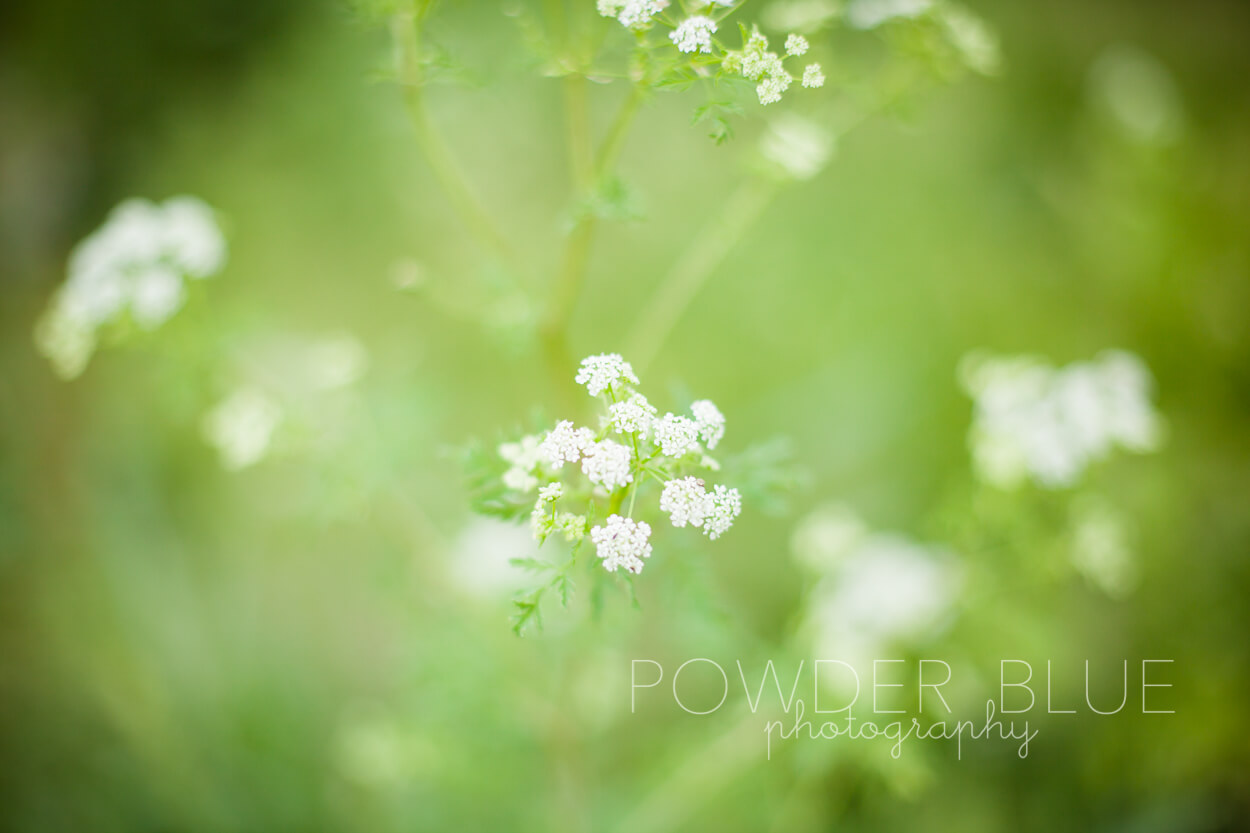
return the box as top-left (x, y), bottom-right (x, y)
top-left (591, 515), bottom-right (653, 574)
top-left (845, 0), bottom-right (932, 29)
top-left (1088, 44), bottom-right (1184, 145)
top-left (500, 433), bottom-right (545, 492)
top-left (1070, 500), bottom-right (1138, 597)
top-left (202, 387), bottom-right (282, 470)
top-left (803, 526), bottom-right (962, 660)
top-left (960, 350), bottom-right (1164, 489)
top-left (32, 300), bottom-right (96, 380)
top-left (760, 112), bottom-right (834, 180)
top-left (306, 334), bottom-right (369, 391)
top-left (938, 4), bottom-right (1001, 76)
top-left (671, 16), bottom-right (717, 54)
top-left (35, 195), bottom-right (226, 378)
top-left (790, 501), bottom-right (869, 572)
top-left (762, 0), bottom-right (839, 33)
top-left (129, 264), bottom-right (186, 330)
top-left (161, 196), bottom-right (227, 277)
top-left (448, 517), bottom-right (534, 598)
top-left (690, 399), bottom-right (725, 449)
top-left (801, 63), bottom-right (825, 88)
top-left (575, 352), bottom-right (639, 397)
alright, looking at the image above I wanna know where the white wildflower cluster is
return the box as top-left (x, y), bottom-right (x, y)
top-left (574, 352), bottom-right (639, 397)
top-left (670, 16), bottom-right (717, 54)
top-left (538, 420), bottom-right (595, 468)
top-left (608, 392), bottom-right (658, 438)
top-left (599, 0), bottom-right (668, 30)
top-left (590, 515), bottom-right (653, 574)
top-left (500, 434), bottom-right (545, 492)
top-left (960, 350), bottom-right (1164, 489)
top-left (659, 477), bottom-right (741, 539)
top-left (493, 353), bottom-right (743, 574)
top-left (581, 439), bottom-right (633, 490)
top-left (34, 196), bottom-right (226, 379)
top-left (721, 27), bottom-right (824, 106)
top-left (652, 413), bottom-right (700, 457)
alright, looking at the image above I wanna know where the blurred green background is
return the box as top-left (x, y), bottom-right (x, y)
top-left (2, 0), bottom-right (1249, 830)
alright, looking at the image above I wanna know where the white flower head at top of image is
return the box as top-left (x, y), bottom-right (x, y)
top-left (960, 349), bottom-right (1165, 490)
top-left (34, 195), bottom-right (227, 379)
top-left (671, 16), bottom-right (717, 54)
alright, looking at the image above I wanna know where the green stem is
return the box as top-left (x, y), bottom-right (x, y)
top-left (392, 10), bottom-right (514, 265)
top-left (540, 86), bottom-right (646, 368)
top-left (625, 177), bottom-right (778, 374)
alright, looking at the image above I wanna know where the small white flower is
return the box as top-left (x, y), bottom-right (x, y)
top-left (575, 353), bottom-right (640, 397)
top-left (538, 482), bottom-right (563, 502)
top-left (756, 73), bottom-right (792, 105)
top-left (539, 420), bottom-right (595, 468)
top-left (785, 34), bottom-right (809, 56)
top-left (660, 477), bottom-right (713, 528)
top-left (671, 16), bottom-right (717, 54)
top-left (703, 485), bottom-right (742, 539)
top-left (616, 0), bottom-right (666, 29)
top-left (653, 413), bottom-right (701, 457)
top-left (591, 515), bottom-right (653, 574)
top-left (802, 63), bottom-right (825, 88)
top-left (582, 439), bottom-right (634, 490)
top-left (609, 393), bottom-right (658, 438)
top-left (202, 388), bottom-right (282, 470)
top-left (597, 0), bottom-right (626, 16)
top-left (689, 399), bottom-right (725, 449)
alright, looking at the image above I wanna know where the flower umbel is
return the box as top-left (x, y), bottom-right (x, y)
top-left (486, 354), bottom-right (745, 630)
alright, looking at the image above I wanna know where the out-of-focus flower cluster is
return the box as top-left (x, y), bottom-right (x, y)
top-left (792, 503), bottom-right (963, 663)
top-left (494, 353), bottom-right (741, 576)
top-left (960, 350), bottom-right (1164, 489)
top-left (202, 332), bottom-right (370, 471)
top-left (34, 196), bottom-right (226, 379)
